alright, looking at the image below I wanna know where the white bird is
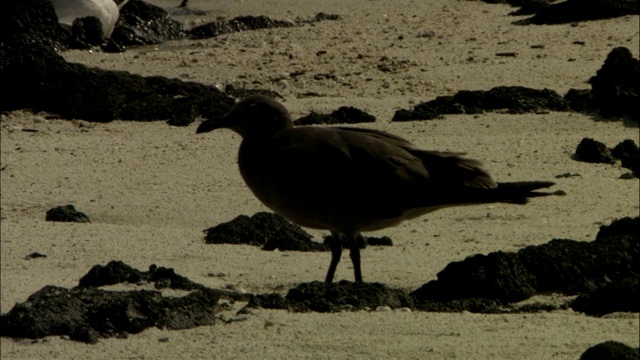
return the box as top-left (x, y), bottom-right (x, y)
top-left (51, 0), bottom-right (129, 38)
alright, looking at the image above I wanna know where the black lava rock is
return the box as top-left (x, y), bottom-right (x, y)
top-left (564, 88), bottom-right (595, 113)
top-left (0, 261), bottom-right (250, 343)
top-left (574, 138), bottom-right (616, 164)
top-left (45, 205), bottom-right (91, 223)
top-left (24, 252), bottom-right (48, 260)
top-left (589, 47), bottom-right (639, 120)
top-left (580, 340), bottom-right (639, 360)
top-left (513, 0), bottom-right (639, 25)
top-left (294, 106), bottom-right (376, 125)
top-left (0, 42), bottom-right (234, 123)
top-left (412, 250), bottom-right (537, 303)
top-left (573, 138), bottom-right (639, 177)
top-left (203, 212), bottom-right (327, 251)
top-left (0, 285), bottom-right (219, 343)
top-left (0, 0), bottom-right (70, 50)
top-left (78, 261), bottom-right (207, 291)
top-left (78, 260), bottom-right (147, 287)
top-left (148, 264), bottom-right (207, 291)
top-left (111, 0), bottom-right (186, 47)
top-left (0, 0), bottom-right (234, 123)
top-left (596, 216), bottom-right (639, 240)
top-left (613, 139), bottom-right (640, 177)
top-left (392, 86), bottom-right (568, 122)
top-left (285, 281), bottom-right (414, 312)
top-left (412, 217), bottom-right (639, 310)
top-left (189, 15), bottom-right (295, 39)
top-left (69, 16), bottom-right (107, 49)
top-left (242, 293), bottom-right (290, 312)
top-left (571, 277), bottom-right (639, 315)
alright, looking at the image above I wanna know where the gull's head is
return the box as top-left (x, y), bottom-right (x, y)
top-left (196, 95), bottom-right (293, 139)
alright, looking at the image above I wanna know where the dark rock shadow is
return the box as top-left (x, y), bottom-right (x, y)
top-left (294, 107), bottom-right (376, 125)
top-left (203, 212), bottom-right (393, 251)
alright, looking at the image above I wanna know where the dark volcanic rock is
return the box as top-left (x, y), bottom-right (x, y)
top-left (580, 341), bottom-right (640, 360)
top-left (78, 260), bottom-right (207, 292)
top-left (0, 261), bottom-right (257, 342)
top-left (1, 0), bottom-right (233, 123)
top-left (69, 16), bottom-right (107, 49)
top-left (0, 286), bottom-right (91, 340)
top-left (596, 216), bottom-right (639, 240)
top-left (78, 260), bottom-right (147, 287)
top-left (414, 297), bottom-right (504, 313)
top-left (574, 138), bottom-right (639, 177)
top-left (0, 0), bottom-right (70, 50)
top-left (148, 264), bottom-right (208, 291)
top-left (513, 0), bottom-right (639, 25)
top-left (111, 0), bottom-right (186, 46)
top-left (0, 285), bottom-right (219, 343)
top-left (517, 235), bottom-right (638, 295)
top-left (24, 252), bottom-right (48, 260)
top-left (571, 277), bottom-right (639, 315)
top-left (589, 47), bottom-right (640, 120)
top-left (189, 15), bottom-right (295, 39)
top-left (0, 0), bottom-right (185, 51)
top-left (203, 212), bottom-right (328, 251)
top-left (0, 43), bottom-right (234, 123)
top-left (412, 250), bottom-right (537, 304)
top-left (574, 138), bottom-right (616, 164)
top-left (188, 13), bottom-right (340, 39)
top-left (564, 88), bottom-right (595, 113)
top-left (412, 217), bottom-right (639, 309)
top-left (285, 281), bottom-right (414, 312)
top-left (243, 293), bottom-right (290, 312)
top-left (392, 86), bottom-right (568, 122)
top-left (294, 106), bottom-right (376, 125)
top-left (45, 205), bottom-right (91, 223)
top-left (612, 139), bottom-right (640, 176)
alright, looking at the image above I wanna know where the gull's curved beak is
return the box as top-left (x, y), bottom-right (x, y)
top-left (196, 116), bottom-right (233, 134)
top-left (196, 118), bottom-right (219, 134)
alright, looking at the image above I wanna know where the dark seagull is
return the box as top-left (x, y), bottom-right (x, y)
top-left (197, 95), bottom-right (558, 283)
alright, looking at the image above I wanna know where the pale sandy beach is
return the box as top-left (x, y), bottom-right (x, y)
top-left (1, 0), bottom-right (639, 358)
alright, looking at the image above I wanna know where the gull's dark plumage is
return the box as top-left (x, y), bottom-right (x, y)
top-left (197, 95), bottom-right (556, 283)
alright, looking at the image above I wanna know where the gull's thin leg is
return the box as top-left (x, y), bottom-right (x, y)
top-left (348, 232), bottom-right (363, 283)
top-left (325, 231), bottom-right (343, 283)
